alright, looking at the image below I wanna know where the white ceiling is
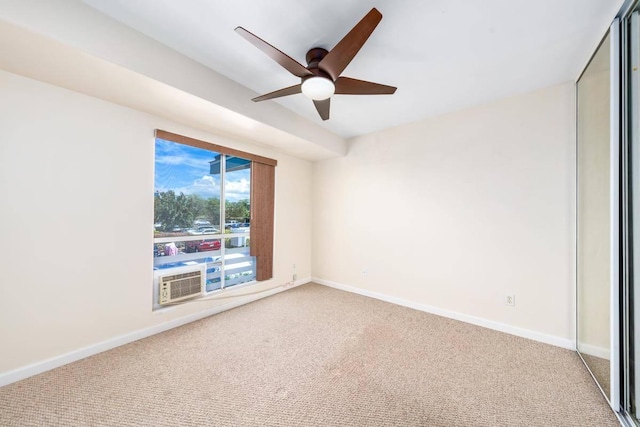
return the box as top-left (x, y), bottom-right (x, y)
top-left (82, 0), bottom-right (621, 138)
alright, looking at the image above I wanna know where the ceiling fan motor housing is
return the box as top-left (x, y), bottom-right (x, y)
top-left (305, 48), bottom-right (329, 71)
top-left (305, 48), bottom-right (333, 82)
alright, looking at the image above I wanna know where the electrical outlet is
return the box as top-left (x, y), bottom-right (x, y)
top-left (362, 269), bottom-right (368, 277)
top-left (505, 294), bottom-right (515, 307)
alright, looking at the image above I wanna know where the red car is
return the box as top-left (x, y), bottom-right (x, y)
top-left (185, 239), bottom-right (221, 253)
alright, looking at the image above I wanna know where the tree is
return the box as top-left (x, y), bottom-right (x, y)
top-left (187, 194), bottom-right (207, 218)
top-left (205, 197), bottom-right (221, 225)
top-left (226, 199), bottom-right (250, 222)
top-left (154, 190), bottom-right (198, 231)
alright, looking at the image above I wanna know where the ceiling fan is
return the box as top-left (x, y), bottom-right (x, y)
top-left (235, 8), bottom-right (397, 121)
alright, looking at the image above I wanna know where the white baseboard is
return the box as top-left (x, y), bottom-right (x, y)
top-left (312, 277), bottom-right (575, 351)
top-left (0, 277), bottom-right (311, 387)
top-left (578, 343), bottom-right (611, 360)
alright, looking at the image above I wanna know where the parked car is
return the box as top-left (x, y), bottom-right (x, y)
top-left (198, 227), bottom-right (218, 234)
top-left (199, 239), bottom-right (221, 251)
top-left (227, 222), bottom-right (251, 229)
top-left (188, 227), bottom-right (219, 235)
top-left (185, 239), bottom-right (221, 253)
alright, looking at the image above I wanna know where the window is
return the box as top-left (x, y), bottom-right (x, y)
top-left (152, 130), bottom-right (276, 307)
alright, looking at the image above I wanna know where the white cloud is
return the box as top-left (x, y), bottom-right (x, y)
top-left (225, 178), bottom-right (250, 201)
top-left (156, 176), bottom-right (250, 201)
top-left (194, 175), bottom-right (217, 190)
top-left (225, 178), bottom-right (250, 193)
top-left (155, 154), bottom-right (207, 169)
top-left (156, 175), bottom-right (219, 197)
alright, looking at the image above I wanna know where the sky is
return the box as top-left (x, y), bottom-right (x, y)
top-left (154, 138), bottom-right (250, 202)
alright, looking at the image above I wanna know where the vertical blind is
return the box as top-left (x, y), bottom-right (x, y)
top-left (250, 162), bottom-right (275, 281)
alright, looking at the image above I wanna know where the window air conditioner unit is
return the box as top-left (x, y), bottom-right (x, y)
top-left (155, 264), bottom-right (205, 306)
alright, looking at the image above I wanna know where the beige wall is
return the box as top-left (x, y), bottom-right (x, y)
top-left (0, 67), bottom-right (579, 379)
top-left (312, 82), bottom-right (576, 342)
top-left (0, 70), bottom-right (312, 375)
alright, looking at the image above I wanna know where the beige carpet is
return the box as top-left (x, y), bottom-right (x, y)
top-left (581, 353), bottom-right (611, 398)
top-left (0, 283), bottom-right (619, 426)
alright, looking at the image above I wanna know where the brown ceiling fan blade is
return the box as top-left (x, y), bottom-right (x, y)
top-left (313, 99), bottom-right (330, 121)
top-left (235, 27), bottom-right (313, 78)
top-left (318, 8), bottom-right (383, 81)
top-left (252, 84), bottom-right (302, 102)
top-left (334, 77), bottom-right (397, 95)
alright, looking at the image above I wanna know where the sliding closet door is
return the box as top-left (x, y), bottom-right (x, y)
top-left (630, 11), bottom-right (640, 422)
top-left (576, 25), bottom-right (620, 409)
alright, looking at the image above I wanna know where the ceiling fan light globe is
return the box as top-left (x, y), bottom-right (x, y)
top-left (301, 77), bottom-right (335, 100)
